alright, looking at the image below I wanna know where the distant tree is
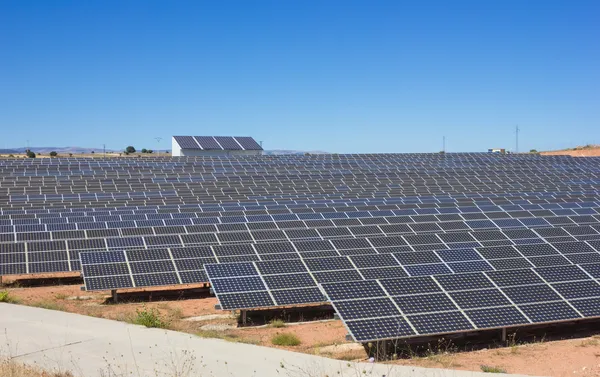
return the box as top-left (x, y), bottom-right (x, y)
top-left (147, 150), bottom-right (153, 154)
top-left (69, 153), bottom-right (73, 157)
top-left (125, 146), bottom-right (136, 153)
top-left (49, 151), bottom-right (58, 157)
top-left (439, 151), bottom-right (446, 154)
top-left (26, 150), bottom-right (36, 158)
top-left (8, 154), bottom-right (14, 158)
top-left (124, 152), bottom-right (129, 156)
top-left (141, 148), bottom-right (148, 153)
top-left (91, 151), bottom-right (95, 154)
top-left (530, 149), bottom-right (538, 153)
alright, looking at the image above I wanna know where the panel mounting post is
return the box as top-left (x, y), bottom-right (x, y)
top-left (501, 328), bottom-right (507, 342)
top-left (241, 310), bottom-right (247, 325)
top-left (111, 289), bottom-right (118, 303)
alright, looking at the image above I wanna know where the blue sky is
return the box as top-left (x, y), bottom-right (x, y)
top-left (1, 1), bottom-right (598, 153)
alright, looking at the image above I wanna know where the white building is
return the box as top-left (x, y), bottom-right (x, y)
top-left (171, 136), bottom-right (263, 157)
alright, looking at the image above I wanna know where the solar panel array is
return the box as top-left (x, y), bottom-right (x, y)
top-left (2, 153), bottom-right (600, 342)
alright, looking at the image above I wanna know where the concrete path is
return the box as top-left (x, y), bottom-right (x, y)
top-left (0, 303), bottom-right (534, 377)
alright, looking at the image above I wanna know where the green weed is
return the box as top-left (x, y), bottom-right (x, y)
top-left (268, 319), bottom-right (286, 328)
top-left (131, 307), bottom-right (168, 328)
top-left (0, 291), bottom-right (19, 303)
top-left (481, 365), bottom-right (507, 373)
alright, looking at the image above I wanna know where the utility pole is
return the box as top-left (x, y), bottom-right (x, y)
top-left (515, 125), bottom-right (520, 153)
top-left (155, 137), bottom-right (163, 156)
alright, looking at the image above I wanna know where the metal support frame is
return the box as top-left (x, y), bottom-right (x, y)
top-left (241, 310), bottom-right (247, 325)
top-left (111, 289), bottom-right (118, 303)
top-left (376, 341), bottom-right (388, 361)
top-left (501, 328), bottom-right (507, 342)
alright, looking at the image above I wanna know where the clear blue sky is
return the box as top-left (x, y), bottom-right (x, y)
top-left (1, 1), bottom-right (598, 153)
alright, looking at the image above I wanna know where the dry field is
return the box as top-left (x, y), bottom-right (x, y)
top-left (2, 280), bottom-right (600, 377)
top-left (540, 145), bottom-right (600, 157)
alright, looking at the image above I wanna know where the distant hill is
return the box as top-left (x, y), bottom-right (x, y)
top-left (9, 146), bottom-right (117, 154)
top-left (4, 147), bottom-right (328, 155)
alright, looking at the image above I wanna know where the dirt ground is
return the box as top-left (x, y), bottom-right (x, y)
top-left (2, 281), bottom-right (600, 377)
top-left (540, 146), bottom-right (600, 157)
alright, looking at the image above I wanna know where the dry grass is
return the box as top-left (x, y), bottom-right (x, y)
top-left (31, 301), bottom-right (65, 311)
top-left (0, 358), bottom-right (73, 377)
top-left (332, 349), bottom-right (366, 361)
top-left (53, 293), bottom-right (68, 300)
top-left (195, 329), bottom-right (259, 345)
top-left (577, 336), bottom-right (600, 347)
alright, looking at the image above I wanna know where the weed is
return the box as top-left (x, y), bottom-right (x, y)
top-left (131, 307), bottom-right (168, 328)
top-left (271, 333), bottom-right (301, 346)
top-left (481, 365), bottom-right (507, 373)
top-left (54, 293), bottom-right (68, 300)
top-left (268, 319), bottom-right (286, 328)
top-left (505, 332), bottom-right (520, 354)
top-left (0, 291), bottom-right (19, 304)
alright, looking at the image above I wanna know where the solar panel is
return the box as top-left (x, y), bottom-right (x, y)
top-left (173, 136), bottom-right (201, 149)
top-left (234, 137), bottom-right (263, 150)
top-left (193, 136), bottom-right (222, 150)
top-left (213, 137), bottom-right (243, 150)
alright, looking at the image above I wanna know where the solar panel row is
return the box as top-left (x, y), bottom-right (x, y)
top-left (1, 152), bottom-right (600, 344)
top-left (172, 136), bottom-right (262, 151)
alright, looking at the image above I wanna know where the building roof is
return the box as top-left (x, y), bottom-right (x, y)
top-left (173, 136), bottom-right (263, 151)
